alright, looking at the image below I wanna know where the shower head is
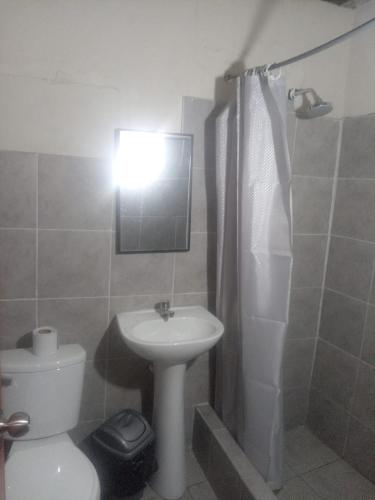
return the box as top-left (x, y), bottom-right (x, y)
top-left (288, 88), bottom-right (333, 119)
top-left (296, 101), bottom-right (333, 119)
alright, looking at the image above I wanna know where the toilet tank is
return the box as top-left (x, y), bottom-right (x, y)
top-left (0, 345), bottom-right (86, 440)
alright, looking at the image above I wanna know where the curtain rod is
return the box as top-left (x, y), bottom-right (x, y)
top-left (224, 15), bottom-right (375, 81)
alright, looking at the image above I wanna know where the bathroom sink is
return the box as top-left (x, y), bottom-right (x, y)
top-left (116, 306), bottom-right (224, 364)
top-left (116, 305), bottom-right (224, 500)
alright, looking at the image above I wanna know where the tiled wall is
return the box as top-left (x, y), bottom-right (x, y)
top-left (0, 96), bottom-right (216, 441)
top-left (284, 112), bottom-right (340, 429)
top-left (1, 93), bottom-right (358, 460)
top-left (308, 113), bottom-right (375, 483)
top-left (193, 404), bottom-right (277, 500)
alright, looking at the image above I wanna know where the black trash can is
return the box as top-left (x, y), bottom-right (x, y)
top-left (89, 409), bottom-right (157, 499)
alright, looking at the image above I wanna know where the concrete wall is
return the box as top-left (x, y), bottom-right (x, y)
top-left (344, 0), bottom-right (375, 115)
top-left (0, 0), bottom-right (354, 159)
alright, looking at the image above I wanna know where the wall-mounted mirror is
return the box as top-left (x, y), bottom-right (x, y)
top-left (114, 129), bottom-right (193, 253)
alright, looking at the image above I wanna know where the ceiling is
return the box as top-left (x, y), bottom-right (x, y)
top-left (323, 0), bottom-right (371, 7)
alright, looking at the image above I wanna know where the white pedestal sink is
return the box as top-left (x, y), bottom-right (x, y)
top-left (116, 306), bottom-right (224, 500)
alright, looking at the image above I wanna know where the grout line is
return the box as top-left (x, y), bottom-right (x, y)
top-left (291, 112), bottom-right (298, 165)
top-left (306, 119), bottom-right (343, 404)
top-left (361, 262), bottom-right (375, 360)
top-left (171, 111), bottom-right (184, 308)
top-left (191, 231), bottom-right (216, 235)
top-left (298, 468), bottom-right (334, 499)
top-left (38, 227), bottom-right (112, 233)
top-left (310, 384), bottom-right (375, 438)
top-left (103, 190), bottom-right (115, 420)
top-left (330, 233), bottom-right (375, 246)
top-left (0, 298), bottom-right (36, 302)
top-left (0, 227), bottom-right (36, 231)
top-left (293, 233), bottom-right (328, 237)
top-left (286, 337), bottom-right (317, 342)
top-left (318, 337), bottom-right (375, 370)
top-left (0, 227), bottom-right (113, 232)
top-left (35, 154), bottom-right (39, 327)
top-left (324, 287), bottom-right (368, 305)
top-left (0, 227), bottom-right (215, 235)
top-left (290, 286), bottom-right (322, 290)
top-left (292, 174), bottom-right (334, 180)
top-left (0, 296), bottom-right (109, 301)
top-left (343, 262), bottom-right (375, 456)
top-left (0, 292), bottom-right (214, 302)
top-left (336, 176), bottom-right (375, 182)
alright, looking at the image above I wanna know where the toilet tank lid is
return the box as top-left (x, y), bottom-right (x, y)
top-left (0, 345), bottom-right (86, 373)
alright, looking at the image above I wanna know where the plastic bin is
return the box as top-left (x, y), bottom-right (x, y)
top-left (89, 409), bottom-right (157, 498)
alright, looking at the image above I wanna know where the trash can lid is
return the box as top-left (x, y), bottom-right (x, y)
top-left (92, 409), bottom-right (154, 460)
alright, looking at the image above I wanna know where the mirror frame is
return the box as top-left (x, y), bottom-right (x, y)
top-left (114, 128), bottom-right (194, 254)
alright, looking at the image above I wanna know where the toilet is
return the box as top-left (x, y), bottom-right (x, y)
top-left (0, 344), bottom-right (100, 500)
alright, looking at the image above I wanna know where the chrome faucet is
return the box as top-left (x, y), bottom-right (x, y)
top-left (155, 301), bottom-right (175, 321)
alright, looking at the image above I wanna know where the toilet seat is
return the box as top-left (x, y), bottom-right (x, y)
top-left (5, 433), bottom-right (100, 500)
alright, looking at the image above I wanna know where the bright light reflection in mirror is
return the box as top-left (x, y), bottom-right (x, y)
top-left (114, 130), bottom-right (166, 190)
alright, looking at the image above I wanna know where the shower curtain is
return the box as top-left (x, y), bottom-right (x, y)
top-left (215, 72), bottom-right (292, 489)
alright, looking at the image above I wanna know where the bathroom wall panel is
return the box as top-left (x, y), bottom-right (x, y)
top-left (0, 229), bottom-right (36, 299)
top-left (293, 118), bottom-right (340, 177)
top-left (308, 113), bottom-right (375, 483)
top-left (283, 339), bottom-right (315, 389)
top-left (325, 235), bottom-right (375, 301)
top-left (0, 151), bottom-right (37, 228)
top-left (339, 114), bottom-right (375, 179)
top-left (288, 288), bottom-right (321, 339)
top-left (38, 298), bottom-right (108, 361)
top-left (174, 232), bottom-right (216, 294)
top-left (362, 305), bottom-right (375, 365)
top-left (38, 154), bottom-right (112, 230)
top-left (319, 289), bottom-right (366, 356)
top-left (181, 97), bottom-right (214, 172)
top-left (351, 363), bottom-right (375, 432)
top-left (0, 96), bottom-right (216, 442)
top-left (0, 300), bottom-right (36, 349)
top-left (284, 387), bottom-right (310, 430)
top-left (292, 177), bottom-right (333, 234)
top-left (312, 340), bottom-right (358, 410)
top-left (190, 167), bottom-right (217, 234)
top-left (291, 235), bottom-right (327, 289)
top-left (307, 388), bottom-right (350, 456)
top-left (38, 229), bottom-right (111, 298)
top-left (80, 360), bottom-right (106, 422)
top-left (110, 246), bottom-right (174, 296)
top-left (344, 418), bottom-right (375, 483)
top-left (333, 179), bottom-right (375, 242)
top-left (105, 355), bottom-right (153, 421)
top-left (285, 113), bottom-right (338, 428)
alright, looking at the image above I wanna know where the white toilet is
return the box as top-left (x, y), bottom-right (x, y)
top-left (0, 344), bottom-right (100, 500)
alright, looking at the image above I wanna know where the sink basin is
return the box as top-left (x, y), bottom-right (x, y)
top-left (117, 306), bottom-right (224, 364)
top-left (116, 305), bottom-right (224, 500)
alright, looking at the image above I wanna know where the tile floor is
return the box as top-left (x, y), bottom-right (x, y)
top-left (132, 426), bottom-right (375, 500)
top-left (137, 449), bottom-right (218, 500)
top-left (280, 426), bottom-right (375, 500)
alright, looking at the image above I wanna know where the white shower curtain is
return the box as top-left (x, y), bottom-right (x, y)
top-left (215, 72), bottom-right (292, 489)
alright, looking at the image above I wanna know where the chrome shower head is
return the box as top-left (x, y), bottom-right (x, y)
top-left (288, 88), bottom-right (333, 119)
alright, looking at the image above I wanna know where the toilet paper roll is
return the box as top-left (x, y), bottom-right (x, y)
top-left (32, 326), bottom-right (58, 356)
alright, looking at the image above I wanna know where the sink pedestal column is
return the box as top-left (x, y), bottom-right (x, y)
top-left (149, 362), bottom-right (186, 500)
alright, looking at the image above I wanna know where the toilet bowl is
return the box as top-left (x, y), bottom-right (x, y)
top-left (0, 344), bottom-right (100, 500)
top-left (6, 434), bottom-right (100, 500)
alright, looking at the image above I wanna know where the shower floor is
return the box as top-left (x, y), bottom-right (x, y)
top-left (280, 426), bottom-right (375, 499)
top-left (132, 426), bottom-right (375, 500)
